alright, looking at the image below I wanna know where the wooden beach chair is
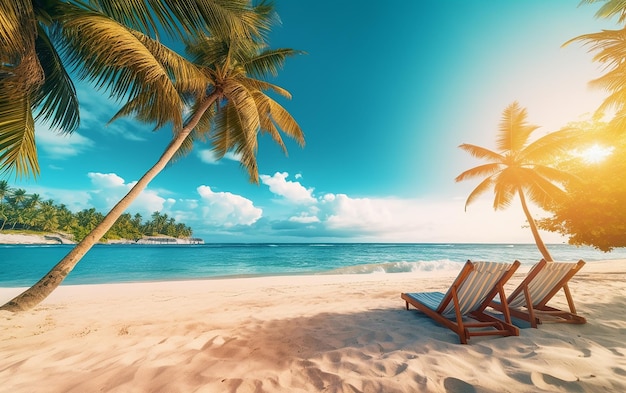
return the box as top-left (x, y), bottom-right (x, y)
top-left (490, 259), bottom-right (586, 328)
top-left (401, 260), bottom-right (520, 344)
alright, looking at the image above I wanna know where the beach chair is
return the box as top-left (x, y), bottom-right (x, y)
top-left (490, 259), bottom-right (586, 328)
top-left (401, 260), bottom-right (520, 344)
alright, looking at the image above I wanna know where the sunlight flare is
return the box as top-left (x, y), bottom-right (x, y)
top-left (574, 144), bottom-right (614, 164)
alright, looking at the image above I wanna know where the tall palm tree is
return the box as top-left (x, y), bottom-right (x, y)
top-left (0, 0), bottom-right (259, 178)
top-left (455, 102), bottom-right (578, 261)
top-left (1, 3), bottom-right (304, 312)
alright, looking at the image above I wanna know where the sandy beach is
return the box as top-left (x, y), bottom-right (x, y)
top-left (1, 260), bottom-right (625, 392)
top-left (0, 233), bottom-right (75, 245)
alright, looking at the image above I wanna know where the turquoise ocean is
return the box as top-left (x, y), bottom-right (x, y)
top-left (1, 243), bottom-right (625, 287)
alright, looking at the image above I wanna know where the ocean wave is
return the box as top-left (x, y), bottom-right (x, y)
top-left (322, 259), bottom-right (464, 275)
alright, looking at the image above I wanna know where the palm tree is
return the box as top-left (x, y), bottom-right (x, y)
top-left (0, 180), bottom-right (11, 204)
top-left (0, 0), bottom-right (259, 177)
top-left (0, 181), bottom-right (11, 230)
top-left (564, 1), bottom-right (626, 134)
top-left (455, 102), bottom-right (578, 261)
top-left (1, 3), bottom-right (304, 312)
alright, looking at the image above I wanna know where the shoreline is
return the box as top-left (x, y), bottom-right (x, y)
top-left (0, 232), bottom-right (76, 245)
top-left (0, 232), bottom-right (203, 245)
top-left (1, 260), bottom-right (625, 392)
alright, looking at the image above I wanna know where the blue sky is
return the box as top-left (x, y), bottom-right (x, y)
top-left (8, 1), bottom-right (618, 243)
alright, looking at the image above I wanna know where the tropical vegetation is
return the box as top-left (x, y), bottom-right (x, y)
top-left (536, 0), bottom-right (626, 251)
top-left (0, 1), bottom-right (304, 312)
top-left (455, 102), bottom-right (579, 262)
top-left (537, 119), bottom-right (626, 252)
top-left (0, 181), bottom-right (193, 241)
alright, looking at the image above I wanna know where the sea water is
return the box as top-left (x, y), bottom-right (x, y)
top-left (1, 243), bottom-right (625, 287)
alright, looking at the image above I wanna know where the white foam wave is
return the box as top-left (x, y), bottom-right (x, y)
top-left (324, 259), bottom-right (464, 275)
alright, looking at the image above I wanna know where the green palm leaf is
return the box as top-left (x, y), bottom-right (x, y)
top-left (60, 13), bottom-right (186, 130)
top-left (32, 26), bottom-right (80, 133)
top-left (0, 93), bottom-right (39, 177)
top-left (82, 0), bottom-right (258, 41)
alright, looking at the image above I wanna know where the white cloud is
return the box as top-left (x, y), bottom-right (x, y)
top-left (309, 193), bottom-right (566, 243)
top-left (197, 185), bottom-right (262, 227)
top-left (288, 213), bottom-right (320, 224)
top-left (87, 172), bottom-right (167, 215)
top-left (260, 172), bottom-right (316, 205)
top-left (198, 149), bottom-right (220, 164)
top-left (36, 127), bottom-right (94, 158)
top-left (198, 149), bottom-right (242, 164)
top-left (88, 172), bottom-right (125, 188)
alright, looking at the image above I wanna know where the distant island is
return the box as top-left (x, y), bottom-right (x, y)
top-left (1, 182), bottom-right (202, 244)
top-left (0, 231), bottom-right (204, 245)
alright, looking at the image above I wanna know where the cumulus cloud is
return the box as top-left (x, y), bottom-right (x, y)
top-left (263, 189), bottom-right (566, 244)
top-left (87, 172), bottom-right (167, 215)
top-left (88, 172), bottom-right (125, 188)
top-left (197, 185), bottom-right (262, 227)
top-left (260, 172), bottom-right (316, 205)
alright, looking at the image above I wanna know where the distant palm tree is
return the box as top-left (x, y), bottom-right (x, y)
top-left (0, 180), bottom-right (11, 204)
top-left (455, 102), bottom-right (578, 261)
top-left (1, 3), bottom-right (304, 312)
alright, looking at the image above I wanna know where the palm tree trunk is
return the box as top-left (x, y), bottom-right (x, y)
top-left (518, 188), bottom-right (553, 262)
top-left (0, 96), bottom-right (217, 312)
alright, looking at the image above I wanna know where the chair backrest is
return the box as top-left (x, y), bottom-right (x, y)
top-left (440, 261), bottom-right (515, 317)
top-left (507, 260), bottom-right (585, 309)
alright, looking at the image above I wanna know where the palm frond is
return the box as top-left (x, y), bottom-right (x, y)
top-left (243, 48), bottom-right (305, 79)
top-left (221, 80), bottom-right (260, 144)
top-left (32, 26), bottom-right (80, 133)
top-left (455, 163), bottom-right (502, 183)
top-left (520, 127), bottom-right (583, 163)
top-left (492, 174), bottom-right (517, 210)
top-left (82, 0), bottom-right (256, 41)
top-left (0, 91), bottom-right (39, 177)
top-left (532, 165), bottom-right (580, 185)
top-left (60, 13), bottom-right (185, 129)
top-left (213, 101), bottom-right (259, 183)
top-left (0, 0), bottom-right (36, 63)
top-left (262, 93), bottom-right (304, 146)
top-left (497, 101), bottom-right (539, 153)
top-left (211, 103), bottom-right (234, 158)
top-left (464, 177), bottom-right (494, 211)
top-left (241, 77), bottom-right (290, 98)
top-left (458, 144), bottom-right (503, 162)
top-left (519, 168), bottom-right (568, 207)
top-left (171, 130), bottom-right (199, 163)
top-left (191, 100), bottom-right (218, 135)
top-left (252, 92), bottom-right (286, 153)
top-left (185, 34), bottom-right (230, 66)
top-left (577, 0), bottom-right (626, 23)
top-left (131, 30), bottom-right (209, 96)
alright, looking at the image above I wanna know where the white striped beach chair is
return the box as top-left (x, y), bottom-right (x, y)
top-left (401, 260), bottom-right (520, 344)
top-left (491, 259), bottom-right (586, 328)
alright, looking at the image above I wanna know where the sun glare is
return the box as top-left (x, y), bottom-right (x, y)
top-left (576, 144), bottom-right (614, 164)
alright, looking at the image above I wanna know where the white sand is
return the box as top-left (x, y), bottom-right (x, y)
top-left (1, 260), bottom-right (625, 392)
top-left (0, 233), bottom-right (74, 244)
